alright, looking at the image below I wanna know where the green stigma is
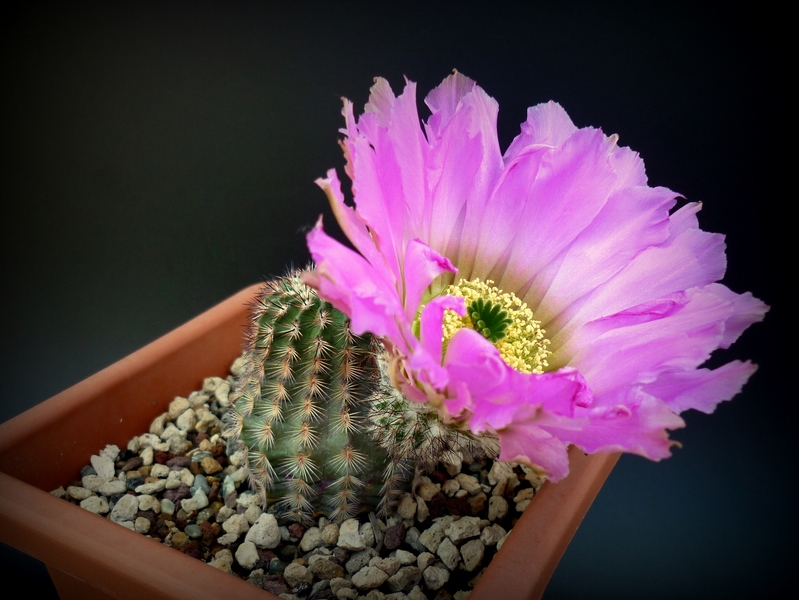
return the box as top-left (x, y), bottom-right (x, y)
top-left (467, 297), bottom-right (511, 343)
top-left (438, 278), bottom-right (552, 374)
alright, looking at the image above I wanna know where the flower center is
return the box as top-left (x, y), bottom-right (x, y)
top-left (441, 279), bottom-right (551, 374)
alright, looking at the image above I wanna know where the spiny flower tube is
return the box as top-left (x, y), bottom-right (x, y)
top-left (303, 72), bottom-right (768, 481)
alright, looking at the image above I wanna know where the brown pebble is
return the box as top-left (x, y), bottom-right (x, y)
top-left (383, 524), bottom-right (406, 550)
top-left (288, 523), bottom-right (305, 540)
top-left (154, 451), bottom-right (174, 464)
top-left (171, 531), bottom-right (189, 548)
top-left (445, 494), bottom-right (471, 517)
top-left (166, 456), bottom-right (191, 469)
top-left (122, 457), bottom-right (143, 472)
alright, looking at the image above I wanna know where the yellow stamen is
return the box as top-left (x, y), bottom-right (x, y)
top-left (439, 278), bottom-right (551, 374)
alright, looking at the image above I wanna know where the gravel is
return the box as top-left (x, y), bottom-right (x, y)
top-left (51, 356), bottom-right (544, 599)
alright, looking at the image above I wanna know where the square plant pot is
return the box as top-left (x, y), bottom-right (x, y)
top-left (0, 284), bottom-right (618, 600)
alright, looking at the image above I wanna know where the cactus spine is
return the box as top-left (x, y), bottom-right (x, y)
top-left (225, 268), bottom-right (495, 525)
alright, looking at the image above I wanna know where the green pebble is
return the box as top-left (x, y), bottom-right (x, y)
top-left (184, 524), bottom-right (202, 539)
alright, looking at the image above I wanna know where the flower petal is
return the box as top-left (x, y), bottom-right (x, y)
top-left (305, 219), bottom-right (408, 346)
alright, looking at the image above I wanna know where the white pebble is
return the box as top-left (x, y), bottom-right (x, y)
top-left (67, 486), bottom-right (94, 501)
top-left (98, 480), bottom-right (126, 496)
top-left (222, 513), bottom-right (250, 536)
top-left (90, 454), bottom-right (115, 479)
top-left (109, 494), bottom-right (138, 523)
top-left (338, 518), bottom-right (366, 551)
top-left (167, 396), bottom-right (190, 420)
top-left (80, 495), bottom-right (109, 514)
top-left (235, 541), bottom-right (259, 569)
top-left (245, 513), bottom-right (281, 549)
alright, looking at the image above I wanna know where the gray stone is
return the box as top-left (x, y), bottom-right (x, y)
top-left (418, 516), bottom-right (453, 552)
top-left (386, 566), bottom-right (422, 593)
top-left (345, 547), bottom-right (378, 575)
top-left (437, 538), bottom-right (460, 571)
top-left (191, 473), bottom-right (210, 495)
top-left (460, 539), bottom-right (485, 571)
top-left (392, 549), bottom-right (416, 565)
top-left (488, 495), bottom-right (508, 521)
top-left (423, 563), bottom-right (450, 591)
top-left (283, 562), bottom-right (313, 587)
top-left (445, 516), bottom-right (481, 543)
top-left (109, 494), bottom-right (138, 523)
top-left (351, 566), bottom-right (389, 590)
top-left (404, 527), bottom-right (426, 553)
top-left (417, 552), bottom-right (436, 571)
top-left (370, 556), bottom-right (401, 577)
top-left (480, 523), bottom-right (506, 546)
top-left (160, 498), bottom-right (175, 516)
top-left (330, 577), bottom-right (353, 594)
top-left (185, 524), bottom-right (202, 539)
top-left (308, 557), bottom-right (345, 580)
top-left (175, 408), bottom-right (197, 432)
top-left (180, 488), bottom-right (209, 513)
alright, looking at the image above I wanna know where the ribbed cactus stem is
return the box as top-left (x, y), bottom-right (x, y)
top-left (224, 268), bottom-right (497, 525)
top-left (225, 269), bottom-right (401, 524)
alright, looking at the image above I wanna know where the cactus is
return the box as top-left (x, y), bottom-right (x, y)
top-left (224, 268), bottom-right (496, 525)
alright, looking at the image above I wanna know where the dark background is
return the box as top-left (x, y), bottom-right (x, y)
top-left (1, 3), bottom-right (788, 598)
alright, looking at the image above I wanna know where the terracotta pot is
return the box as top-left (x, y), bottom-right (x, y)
top-left (0, 284), bottom-right (619, 600)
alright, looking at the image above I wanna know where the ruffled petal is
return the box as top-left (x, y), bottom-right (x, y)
top-left (401, 239), bottom-right (457, 323)
top-left (543, 390), bottom-right (685, 459)
top-left (643, 360), bottom-right (759, 414)
top-left (494, 128), bottom-right (621, 294)
top-left (551, 203), bottom-right (728, 358)
top-left (504, 101), bottom-right (578, 159)
top-left (305, 219), bottom-right (408, 347)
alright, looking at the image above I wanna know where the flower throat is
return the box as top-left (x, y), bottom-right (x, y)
top-left (441, 279), bottom-right (551, 374)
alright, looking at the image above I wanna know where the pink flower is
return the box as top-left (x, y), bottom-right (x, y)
top-left (304, 72), bottom-right (768, 481)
